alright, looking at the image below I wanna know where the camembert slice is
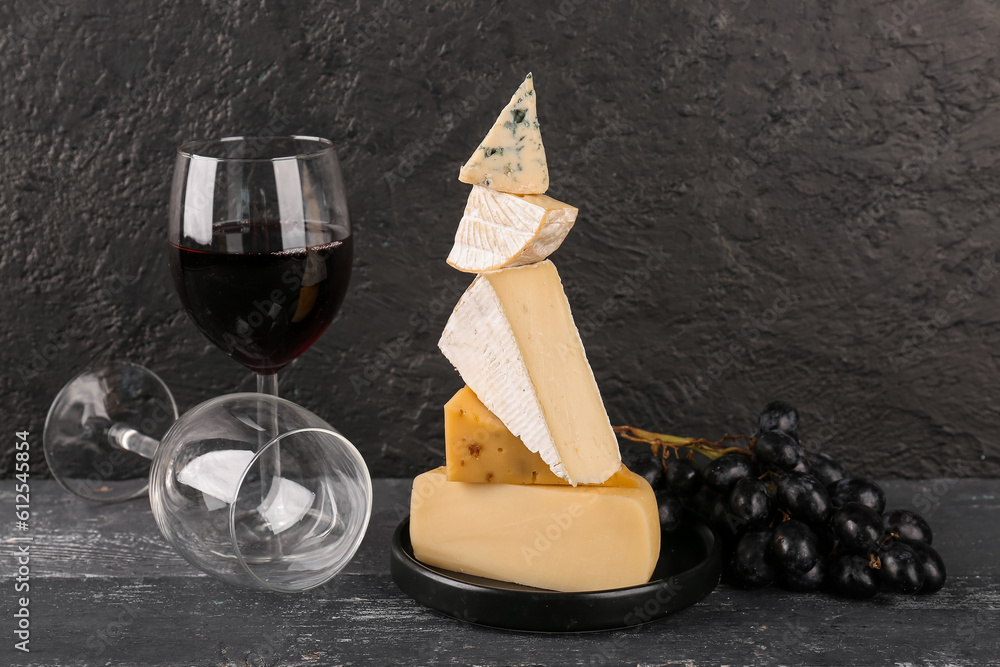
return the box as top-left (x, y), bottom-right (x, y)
top-left (458, 73), bottom-right (549, 194)
top-left (447, 186), bottom-right (577, 273)
top-left (438, 260), bottom-right (622, 485)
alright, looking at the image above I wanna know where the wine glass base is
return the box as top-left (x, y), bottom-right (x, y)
top-left (43, 363), bottom-right (178, 503)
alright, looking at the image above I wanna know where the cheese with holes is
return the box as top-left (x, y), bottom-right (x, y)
top-left (447, 186), bottom-right (577, 273)
top-left (444, 385), bottom-right (631, 485)
top-left (409, 467), bottom-right (659, 592)
top-left (458, 73), bottom-right (549, 194)
top-left (438, 260), bottom-right (621, 485)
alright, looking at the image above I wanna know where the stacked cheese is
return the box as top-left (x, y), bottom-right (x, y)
top-left (408, 74), bottom-right (660, 592)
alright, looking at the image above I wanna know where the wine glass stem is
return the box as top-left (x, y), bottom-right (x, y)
top-left (256, 372), bottom-right (279, 400)
top-left (256, 372), bottom-right (280, 442)
top-left (256, 372), bottom-right (282, 506)
top-left (107, 423), bottom-right (159, 459)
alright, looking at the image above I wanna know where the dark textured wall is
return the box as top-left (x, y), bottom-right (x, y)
top-left (2, 0), bottom-right (999, 480)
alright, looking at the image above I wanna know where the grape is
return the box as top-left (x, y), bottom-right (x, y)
top-left (806, 452), bottom-right (848, 487)
top-left (884, 509), bottom-right (933, 545)
top-left (654, 489), bottom-right (683, 532)
top-left (710, 495), bottom-right (741, 536)
top-left (781, 557), bottom-right (826, 592)
top-left (829, 554), bottom-right (878, 598)
top-left (831, 502), bottom-right (884, 554)
top-left (633, 456), bottom-right (665, 489)
top-left (776, 473), bottom-right (832, 523)
top-left (728, 478), bottom-right (772, 527)
top-left (792, 456), bottom-right (812, 475)
top-left (703, 453), bottom-right (754, 493)
top-left (878, 541), bottom-right (924, 594)
top-left (813, 523), bottom-right (838, 554)
top-left (771, 520), bottom-right (820, 575)
top-left (689, 486), bottom-right (719, 520)
top-left (730, 529), bottom-right (776, 588)
top-left (901, 539), bottom-right (946, 594)
top-left (664, 458), bottom-right (702, 497)
top-left (829, 478), bottom-right (886, 514)
top-left (754, 401), bottom-right (800, 440)
top-left (753, 431), bottom-right (803, 472)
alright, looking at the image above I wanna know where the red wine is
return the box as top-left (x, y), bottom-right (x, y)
top-left (169, 221), bottom-right (352, 374)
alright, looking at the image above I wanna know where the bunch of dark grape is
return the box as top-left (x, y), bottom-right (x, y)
top-left (629, 401), bottom-right (946, 598)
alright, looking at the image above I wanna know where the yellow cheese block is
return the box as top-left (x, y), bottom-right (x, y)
top-left (444, 385), bottom-right (627, 486)
top-left (409, 467), bottom-right (660, 592)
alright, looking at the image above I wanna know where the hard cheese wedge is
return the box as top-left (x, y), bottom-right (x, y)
top-left (409, 467), bottom-right (659, 592)
top-left (458, 73), bottom-right (549, 195)
top-left (447, 185), bottom-right (577, 273)
top-left (438, 260), bottom-right (622, 485)
top-left (445, 385), bottom-right (631, 486)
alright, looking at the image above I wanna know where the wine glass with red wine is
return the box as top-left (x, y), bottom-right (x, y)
top-left (168, 136), bottom-right (352, 400)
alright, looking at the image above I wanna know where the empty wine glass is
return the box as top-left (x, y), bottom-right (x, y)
top-left (43, 362), bottom-right (372, 591)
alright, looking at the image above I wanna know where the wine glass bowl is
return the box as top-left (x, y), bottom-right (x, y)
top-left (168, 136), bottom-right (352, 378)
top-left (150, 393), bottom-right (372, 592)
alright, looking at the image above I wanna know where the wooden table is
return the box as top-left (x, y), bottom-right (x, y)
top-left (1, 479), bottom-right (996, 666)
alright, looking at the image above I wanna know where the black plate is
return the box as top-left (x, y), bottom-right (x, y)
top-left (390, 511), bottom-right (722, 633)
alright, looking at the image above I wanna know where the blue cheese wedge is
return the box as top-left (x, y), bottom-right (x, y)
top-left (458, 73), bottom-right (549, 195)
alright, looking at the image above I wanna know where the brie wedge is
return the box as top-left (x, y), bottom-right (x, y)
top-left (438, 260), bottom-right (622, 485)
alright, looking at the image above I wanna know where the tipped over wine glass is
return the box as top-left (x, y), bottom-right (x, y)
top-left (43, 362), bottom-right (371, 591)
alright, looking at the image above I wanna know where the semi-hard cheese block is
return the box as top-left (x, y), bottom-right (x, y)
top-left (458, 73), bottom-right (549, 195)
top-left (438, 260), bottom-right (621, 485)
top-left (409, 467), bottom-right (659, 592)
top-left (445, 385), bottom-right (631, 486)
top-left (447, 185), bottom-right (577, 273)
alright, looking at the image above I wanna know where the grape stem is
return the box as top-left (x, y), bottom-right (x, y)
top-left (614, 426), bottom-right (753, 460)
